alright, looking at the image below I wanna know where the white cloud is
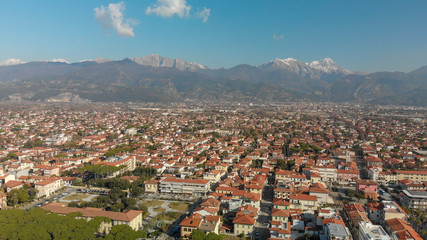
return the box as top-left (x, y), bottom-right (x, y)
top-left (273, 33), bottom-right (284, 41)
top-left (146, 0), bottom-right (191, 18)
top-left (196, 7), bottom-right (211, 23)
top-left (0, 58), bottom-right (26, 66)
top-left (94, 2), bottom-right (138, 37)
top-left (146, 0), bottom-right (210, 22)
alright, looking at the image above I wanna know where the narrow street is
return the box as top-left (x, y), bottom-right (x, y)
top-left (253, 176), bottom-right (274, 239)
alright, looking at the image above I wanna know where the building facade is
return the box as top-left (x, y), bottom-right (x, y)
top-left (159, 177), bottom-right (210, 196)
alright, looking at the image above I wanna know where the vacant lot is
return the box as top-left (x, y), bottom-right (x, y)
top-left (153, 211), bottom-right (183, 222)
top-left (140, 200), bottom-right (165, 208)
top-left (153, 207), bottom-right (166, 213)
top-left (168, 202), bottom-right (190, 212)
top-left (62, 194), bottom-right (93, 201)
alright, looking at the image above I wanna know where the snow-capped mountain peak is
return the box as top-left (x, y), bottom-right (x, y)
top-left (260, 58), bottom-right (314, 75)
top-left (46, 59), bottom-right (69, 64)
top-left (79, 57), bottom-right (111, 63)
top-left (0, 58), bottom-right (26, 66)
top-left (309, 58), bottom-right (351, 74)
top-left (259, 57), bottom-right (352, 78)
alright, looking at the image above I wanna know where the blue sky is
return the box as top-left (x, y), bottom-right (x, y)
top-left (0, 0), bottom-right (427, 72)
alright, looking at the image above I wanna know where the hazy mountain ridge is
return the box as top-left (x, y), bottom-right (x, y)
top-left (133, 54), bottom-right (207, 71)
top-left (0, 55), bottom-right (425, 105)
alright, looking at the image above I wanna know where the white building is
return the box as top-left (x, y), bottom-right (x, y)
top-left (159, 177), bottom-right (210, 196)
top-left (326, 223), bottom-right (352, 240)
top-left (35, 178), bottom-right (64, 198)
top-left (358, 221), bottom-right (391, 240)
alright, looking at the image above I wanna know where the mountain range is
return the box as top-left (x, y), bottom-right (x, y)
top-left (0, 55), bottom-right (425, 106)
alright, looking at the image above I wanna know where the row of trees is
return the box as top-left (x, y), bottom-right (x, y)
top-left (124, 166), bottom-right (157, 180)
top-left (69, 187), bottom-right (147, 214)
top-left (0, 208), bottom-right (147, 240)
top-left (400, 205), bottom-right (427, 238)
top-left (189, 230), bottom-right (242, 240)
top-left (77, 164), bottom-right (126, 180)
top-left (104, 146), bottom-right (135, 158)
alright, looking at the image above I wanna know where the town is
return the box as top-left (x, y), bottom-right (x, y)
top-left (0, 102), bottom-right (426, 240)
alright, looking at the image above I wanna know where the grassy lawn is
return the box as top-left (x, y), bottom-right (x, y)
top-left (62, 194), bottom-right (92, 201)
top-left (168, 202), bottom-right (190, 212)
top-left (153, 207), bottom-right (166, 213)
top-left (153, 211), bottom-right (183, 222)
top-left (140, 200), bottom-right (165, 208)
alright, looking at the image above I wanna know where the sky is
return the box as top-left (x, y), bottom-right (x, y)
top-left (0, 0), bottom-right (427, 72)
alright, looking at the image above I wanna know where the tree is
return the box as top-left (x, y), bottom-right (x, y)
top-left (7, 191), bottom-right (19, 207)
top-left (0, 208), bottom-right (109, 240)
top-left (251, 159), bottom-right (263, 168)
top-left (108, 188), bottom-right (126, 202)
top-left (68, 201), bottom-right (80, 208)
top-left (277, 159), bottom-right (295, 170)
top-left (190, 230), bottom-right (207, 240)
top-left (28, 188), bottom-right (38, 201)
top-left (123, 198), bottom-right (137, 210)
top-left (105, 224), bottom-right (144, 240)
top-left (206, 232), bottom-right (221, 240)
top-left (129, 186), bottom-right (144, 197)
top-left (128, 167), bottom-right (157, 181)
top-left (78, 164), bottom-right (126, 180)
top-left (346, 189), bottom-right (356, 199)
top-left (7, 189), bottom-right (30, 206)
top-left (17, 189), bottom-right (29, 203)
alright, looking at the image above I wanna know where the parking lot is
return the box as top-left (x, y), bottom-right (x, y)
top-left (76, 188), bottom-right (110, 195)
top-left (23, 187), bottom-right (78, 209)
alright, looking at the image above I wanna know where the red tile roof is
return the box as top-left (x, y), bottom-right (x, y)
top-left (42, 202), bottom-right (142, 222)
top-left (233, 214), bottom-right (256, 225)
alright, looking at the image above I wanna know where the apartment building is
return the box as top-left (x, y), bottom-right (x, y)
top-left (326, 223), bottom-right (352, 240)
top-left (34, 177), bottom-right (63, 198)
top-left (358, 221), bottom-right (391, 240)
top-left (100, 156), bottom-right (136, 176)
top-left (400, 190), bottom-right (427, 209)
top-left (393, 170), bottom-right (427, 182)
top-left (159, 177), bottom-right (210, 196)
top-left (380, 201), bottom-right (407, 225)
top-left (290, 194), bottom-right (318, 210)
top-left (312, 165), bottom-right (337, 182)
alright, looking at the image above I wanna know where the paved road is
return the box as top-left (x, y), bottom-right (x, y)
top-left (20, 186), bottom-right (77, 210)
top-left (252, 182), bottom-right (274, 239)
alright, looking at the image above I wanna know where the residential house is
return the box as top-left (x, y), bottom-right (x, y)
top-left (233, 214), bottom-right (256, 236)
top-left (144, 179), bottom-right (160, 193)
top-left (384, 218), bottom-right (423, 240)
top-left (356, 179), bottom-right (378, 200)
top-left (290, 194), bottom-right (318, 211)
